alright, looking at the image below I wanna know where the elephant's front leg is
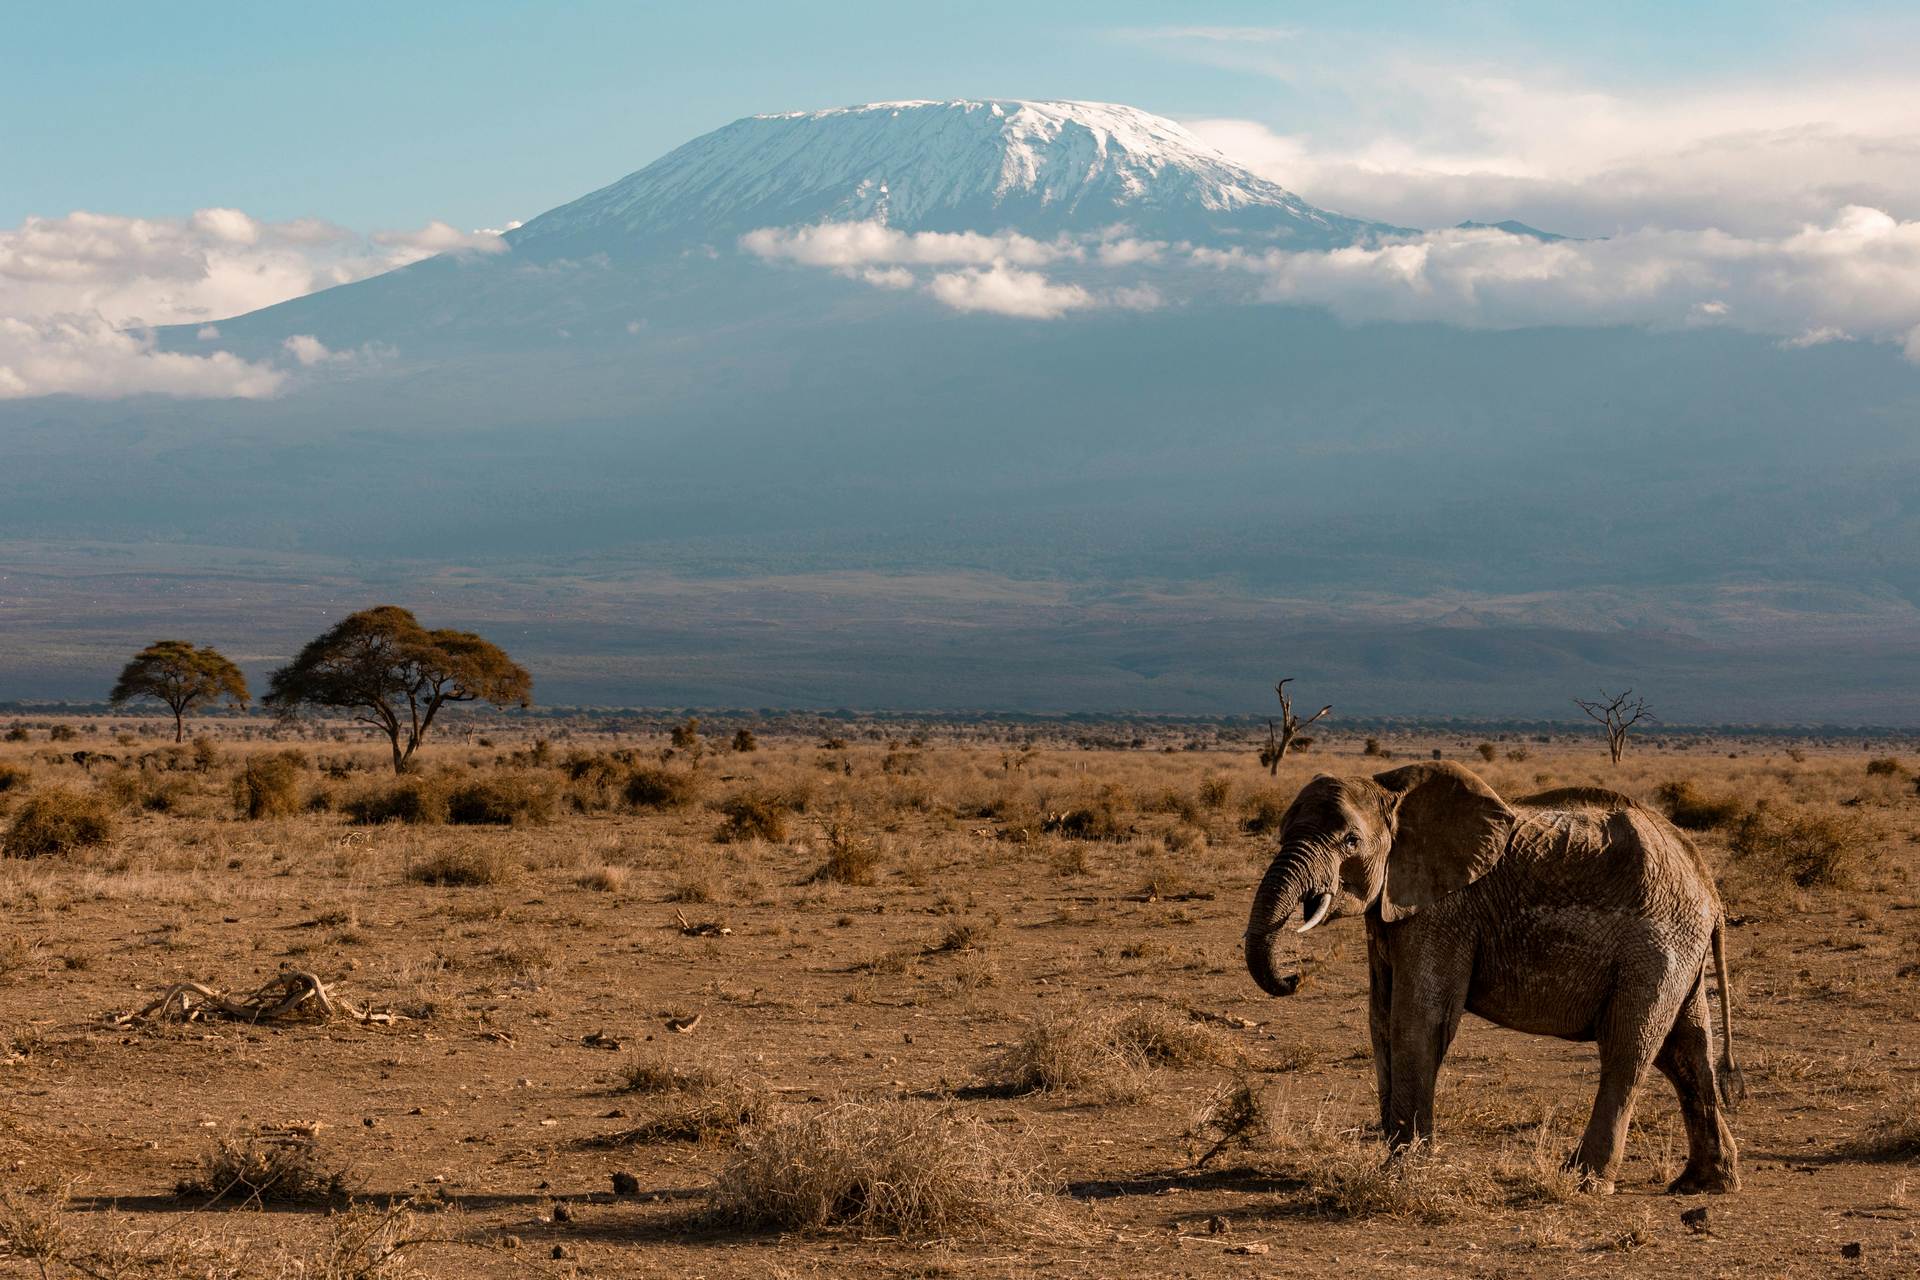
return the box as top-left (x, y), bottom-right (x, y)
top-left (1367, 939), bottom-right (1393, 1136)
top-left (1385, 939), bottom-right (1470, 1149)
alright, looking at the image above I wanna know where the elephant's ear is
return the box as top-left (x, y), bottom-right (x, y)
top-left (1375, 762), bottom-right (1515, 922)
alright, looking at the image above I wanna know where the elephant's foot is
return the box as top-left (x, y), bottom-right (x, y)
top-left (1565, 1153), bottom-right (1617, 1195)
top-left (1666, 1163), bottom-right (1740, 1196)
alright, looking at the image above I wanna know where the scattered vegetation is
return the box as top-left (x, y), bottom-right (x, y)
top-left (175, 1134), bottom-right (352, 1205)
top-left (232, 751), bottom-right (304, 819)
top-left (1729, 802), bottom-right (1871, 887)
top-left (1654, 779), bottom-right (1744, 831)
top-left (715, 792), bottom-right (792, 843)
top-left (2, 788), bottom-right (114, 859)
top-left (707, 1100), bottom-right (1056, 1238)
top-left (406, 845), bottom-right (514, 887)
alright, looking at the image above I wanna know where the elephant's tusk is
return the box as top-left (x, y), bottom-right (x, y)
top-left (1295, 891), bottom-right (1333, 933)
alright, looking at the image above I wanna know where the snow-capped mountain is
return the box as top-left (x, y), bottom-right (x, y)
top-left (507, 99), bottom-right (1395, 255)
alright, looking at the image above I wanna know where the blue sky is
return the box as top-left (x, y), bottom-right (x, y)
top-left (7, 1), bottom-right (1917, 229)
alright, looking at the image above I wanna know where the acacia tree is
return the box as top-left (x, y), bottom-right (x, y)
top-left (263, 606), bottom-right (532, 774)
top-left (1260, 678), bottom-right (1332, 774)
top-left (108, 640), bottom-right (250, 742)
top-left (1574, 688), bottom-right (1653, 765)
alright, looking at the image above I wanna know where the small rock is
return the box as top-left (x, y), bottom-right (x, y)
top-left (500, 1235), bottom-right (520, 1250)
top-left (1680, 1206), bottom-right (1710, 1234)
top-left (552, 1201), bottom-right (573, 1223)
top-left (1207, 1215), bottom-right (1229, 1235)
top-left (551, 1244), bottom-right (571, 1260)
top-left (610, 1171), bottom-right (640, 1196)
top-left (1841, 1242), bottom-right (1863, 1259)
top-left (1225, 1242), bottom-right (1270, 1255)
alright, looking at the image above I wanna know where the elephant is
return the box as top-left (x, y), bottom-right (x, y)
top-left (1243, 760), bottom-right (1741, 1194)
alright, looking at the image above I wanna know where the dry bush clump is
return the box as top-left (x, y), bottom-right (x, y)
top-left (444, 772), bottom-right (554, 825)
top-left (623, 766), bottom-right (701, 811)
top-left (2, 788), bottom-right (114, 859)
top-left (982, 1007), bottom-right (1150, 1101)
top-left (1654, 779), bottom-right (1745, 831)
top-left (619, 1053), bottom-right (721, 1095)
top-left (345, 776), bottom-right (448, 826)
top-left (232, 752), bottom-right (304, 819)
top-left (405, 846), bottom-right (515, 887)
top-left (1242, 791), bottom-right (1290, 836)
top-left (716, 792), bottom-right (792, 844)
top-left (1729, 802), bottom-right (1872, 887)
top-left (1109, 1005), bottom-right (1241, 1067)
top-left (576, 863), bottom-right (628, 892)
top-left (1864, 757), bottom-right (1905, 777)
top-left (706, 1100), bottom-right (1057, 1239)
top-left (595, 1078), bottom-right (774, 1144)
top-left (175, 1133), bottom-right (352, 1205)
top-left (812, 823), bottom-right (882, 884)
top-left (1842, 1087), bottom-right (1920, 1161)
top-left (104, 768), bottom-right (194, 815)
top-left (0, 762), bottom-right (30, 794)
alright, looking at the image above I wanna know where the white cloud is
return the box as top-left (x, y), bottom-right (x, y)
top-left (860, 266), bottom-right (915, 289)
top-left (282, 334), bottom-right (333, 366)
top-left (0, 315), bottom-right (283, 400)
top-left (925, 265), bottom-right (1091, 319)
top-left (741, 222), bottom-right (1072, 269)
top-left (1782, 326), bottom-right (1851, 349)
top-left (1184, 67), bottom-right (1920, 239)
top-left (371, 220), bottom-right (507, 256)
top-left (0, 206), bottom-right (505, 398)
top-left (1196, 210), bottom-right (1920, 355)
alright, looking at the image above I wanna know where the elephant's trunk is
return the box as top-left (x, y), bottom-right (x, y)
top-left (1245, 852), bottom-right (1311, 997)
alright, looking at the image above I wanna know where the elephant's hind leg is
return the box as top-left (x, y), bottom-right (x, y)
top-left (1656, 981), bottom-right (1740, 1194)
top-left (1573, 1000), bottom-right (1666, 1192)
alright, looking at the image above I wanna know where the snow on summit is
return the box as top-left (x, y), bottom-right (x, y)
top-left (508, 99), bottom-right (1392, 252)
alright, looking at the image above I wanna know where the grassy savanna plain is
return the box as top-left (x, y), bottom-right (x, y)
top-left (1, 717), bottom-right (1916, 1277)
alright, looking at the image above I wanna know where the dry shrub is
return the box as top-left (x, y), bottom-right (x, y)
top-left (0, 763), bottom-right (29, 794)
top-left (812, 823), bottom-right (881, 884)
top-left (982, 1007), bottom-right (1149, 1101)
top-left (0, 934), bottom-right (36, 984)
top-left (716, 792), bottom-right (791, 844)
top-left (175, 1134), bottom-right (352, 1205)
top-left (596, 1078), bottom-right (773, 1144)
top-left (620, 1054), bottom-right (721, 1095)
top-left (1110, 1005), bottom-right (1240, 1067)
top-left (1190, 1078), bottom-right (1275, 1164)
top-left (576, 863), bottom-right (628, 892)
top-left (232, 753), bottom-right (303, 819)
top-left (707, 1100), bottom-right (1056, 1239)
top-left (1729, 802), bottom-right (1871, 887)
top-left (1040, 790), bottom-right (1130, 840)
top-left (1842, 1087), bottom-right (1920, 1161)
top-left (345, 776), bottom-right (448, 825)
top-left (1865, 757), bottom-right (1905, 777)
top-left (1242, 791), bottom-right (1290, 836)
top-left (1654, 779), bottom-right (1744, 831)
top-left (624, 766), bottom-right (701, 811)
top-left (2, 788), bottom-right (114, 859)
top-left (1197, 775), bottom-right (1232, 809)
top-left (406, 846), bottom-right (514, 887)
top-left (444, 772), bottom-right (554, 825)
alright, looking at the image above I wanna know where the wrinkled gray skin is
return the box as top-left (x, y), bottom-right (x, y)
top-left (1245, 761), bottom-right (1740, 1194)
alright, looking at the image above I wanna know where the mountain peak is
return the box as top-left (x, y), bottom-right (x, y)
top-left (507, 98), bottom-right (1390, 254)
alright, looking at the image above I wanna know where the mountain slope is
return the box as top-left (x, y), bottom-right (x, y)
top-left (507, 99), bottom-right (1397, 255)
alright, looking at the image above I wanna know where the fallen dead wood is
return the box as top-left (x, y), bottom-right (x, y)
top-left (108, 969), bottom-right (401, 1027)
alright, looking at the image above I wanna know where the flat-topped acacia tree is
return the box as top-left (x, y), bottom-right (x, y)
top-left (109, 641), bottom-right (250, 742)
top-left (264, 606), bottom-right (532, 774)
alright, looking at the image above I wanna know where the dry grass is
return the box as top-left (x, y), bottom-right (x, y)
top-left (1842, 1087), bottom-right (1920, 1160)
top-left (594, 1077), bottom-right (774, 1144)
top-left (3, 788), bottom-right (114, 858)
top-left (1109, 1005), bottom-right (1242, 1067)
top-left (444, 772), bottom-right (555, 825)
top-left (345, 776), bottom-right (449, 825)
top-left (619, 1053), bottom-right (722, 1095)
top-left (175, 1133), bottom-right (353, 1205)
top-left (232, 752), bottom-right (304, 819)
top-left (623, 766), bottom-right (701, 810)
top-left (812, 823), bottom-right (882, 884)
top-left (706, 1099), bottom-right (1058, 1238)
top-left (1654, 778), bottom-right (1745, 831)
top-left (1729, 802), bottom-right (1873, 887)
top-left (982, 1007), bottom-right (1150, 1101)
top-left (405, 845), bottom-right (515, 887)
top-left (716, 792), bottom-right (792, 844)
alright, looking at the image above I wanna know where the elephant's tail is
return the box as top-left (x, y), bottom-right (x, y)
top-left (1712, 918), bottom-right (1747, 1110)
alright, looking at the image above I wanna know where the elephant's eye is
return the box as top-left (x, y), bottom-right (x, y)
top-left (1342, 832), bottom-right (1362, 851)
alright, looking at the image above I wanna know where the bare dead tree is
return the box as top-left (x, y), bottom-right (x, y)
top-left (1573, 689), bottom-right (1654, 765)
top-left (1261, 678), bottom-right (1332, 774)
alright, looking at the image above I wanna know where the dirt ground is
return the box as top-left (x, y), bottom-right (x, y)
top-left (1, 718), bottom-right (1916, 1277)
